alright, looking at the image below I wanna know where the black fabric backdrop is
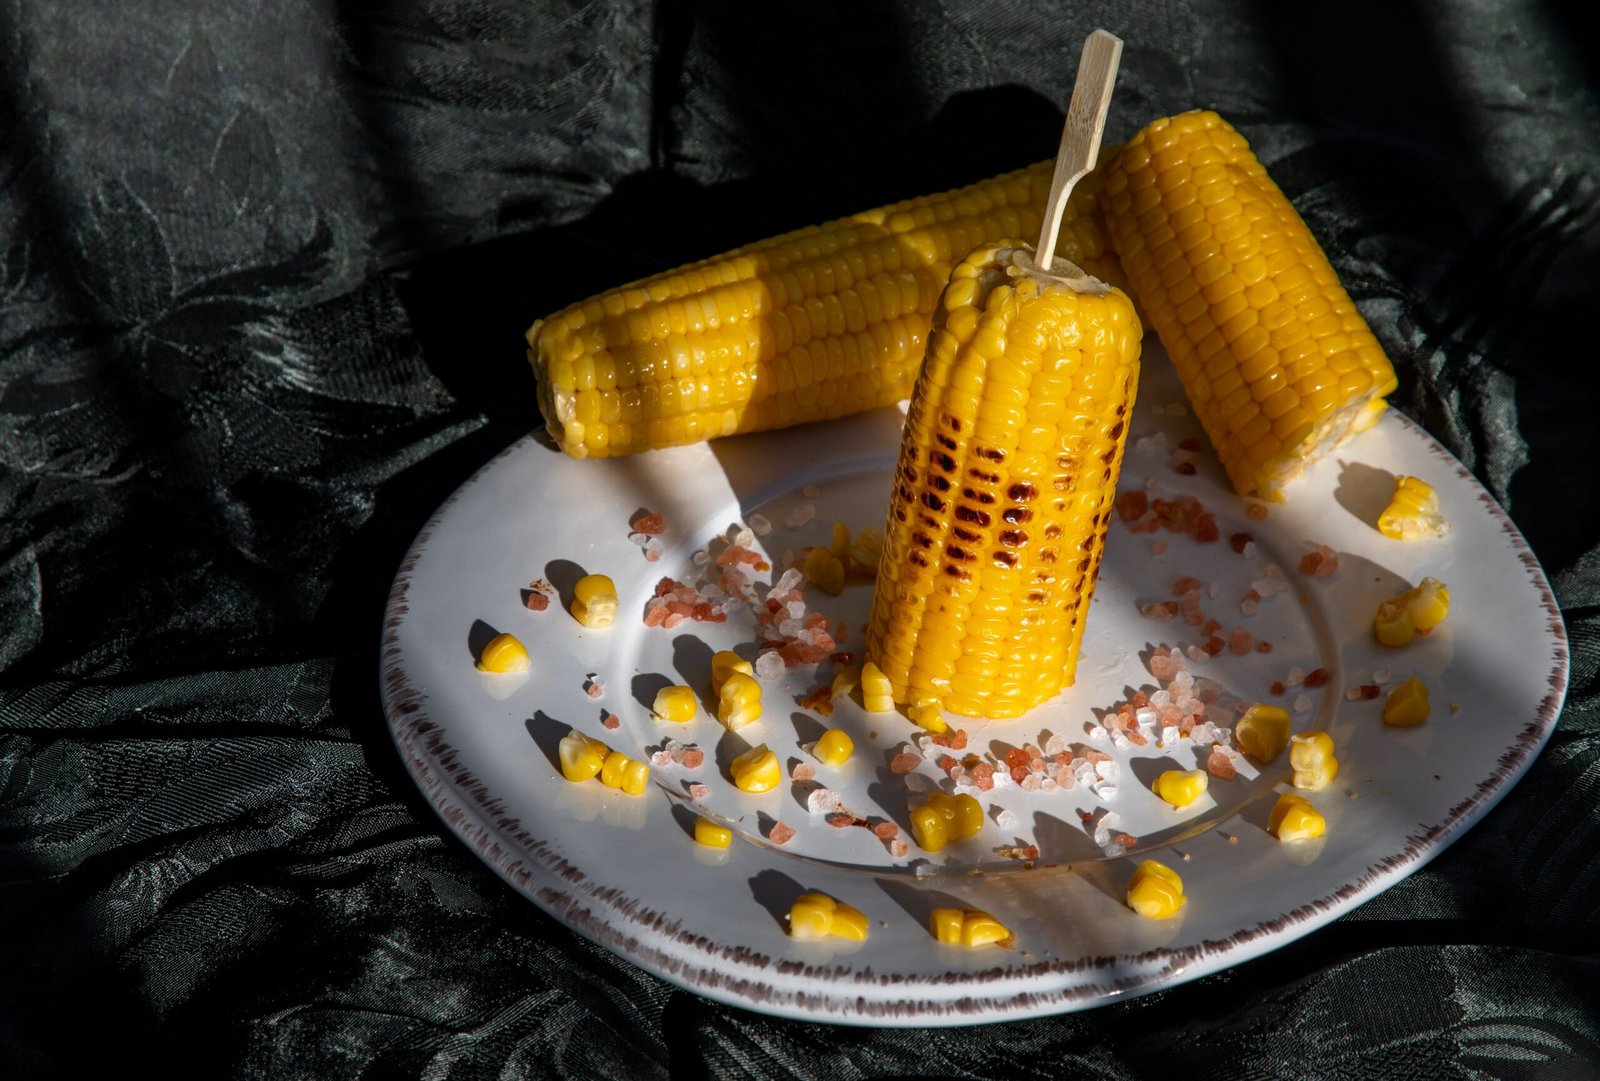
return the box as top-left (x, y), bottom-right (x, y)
top-left (3, 1), bottom-right (1599, 1077)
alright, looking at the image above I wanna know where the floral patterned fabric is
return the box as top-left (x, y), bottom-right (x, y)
top-left (3, 1), bottom-right (1598, 1076)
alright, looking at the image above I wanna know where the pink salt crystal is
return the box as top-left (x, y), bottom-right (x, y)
top-left (1149, 650), bottom-right (1179, 680)
top-left (688, 782), bottom-right (711, 800)
top-left (1206, 749), bottom-right (1237, 781)
top-left (1083, 749), bottom-right (1112, 764)
top-left (585, 680), bottom-right (604, 699)
top-left (601, 710), bottom-right (620, 730)
top-left (1229, 628), bottom-right (1253, 655)
top-left (769, 821), bottom-right (795, 845)
top-left (792, 762), bottom-right (817, 782)
top-left (644, 604), bottom-right (668, 628)
top-left (1152, 540), bottom-right (1168, 555)
top-left (682, 749), bottom-right (704, 769)
top-left (1019, 773), bottom-right (1042, 792)
top-left (873, 821), bottom-right (900, 840)
top-left (663, 612), bottom-right (685, 630)
top-left (1182, 592), bottom-right (1205, 625)
top-left (1240, 594), bottom-right (1260, 616)
top-left (1029, 757), bottom-right (1047, 775)
top-left (1141, 601), bottom-right (1178, 622)
top-left (890, 752), bottom-right (921, 774)
top-left (1052, 765), bottom-right (1075, 788)
top-left (889, 839), bottom-right (910, 858)
top-left (644, 547), bottom-right (661, 563)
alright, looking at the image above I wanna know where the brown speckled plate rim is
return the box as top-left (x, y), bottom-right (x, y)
top-left (379, 414), bottom-right (1568, 1026)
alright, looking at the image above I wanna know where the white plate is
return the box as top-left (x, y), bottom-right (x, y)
top-left (380, 350), bottom-right (1567, 1026)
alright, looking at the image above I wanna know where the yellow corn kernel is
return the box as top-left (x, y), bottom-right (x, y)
top-left (1375, 576), bottom-right (1451, 647)
top-left (1268, 792), bottom-right (1326, 841)
top-left (1378, 475), bottom-right (1449, 540)
top-left (831, 665), bottom-right (861, 699)
top-left (526, 160), bottom-right (1120, 459)
top-left (1154, 769), bottom-right (1209, 809)
top-left (1126, 859), bottom-right (1186, 919)
top-left (717, 671), bottom-right (763, 729)
top-left (930, 907), bottom-right (965, 945)
top-left (693, 817), bottom-right (732, 848)
top-left (1408, 577), bottom-right (1450, 631)
top-left (711, 650), bottom-right (753, 695)
top-left (787, 892), bottom-right (837, 939)
top-left (829, 522), bottom-right (851, 563)
top-left (814, 728), bottom-right (854, 765)
top-left (557, 728), bottom-right (609, 783)
top-left (571, 573), bottom-right (618, 629)
top-left (906, 701), bottom-right (948, 734)
top-left (803, 546), bottom-right (846, 596)
top-left (651, 684), bottom-right (698, 723)
top-left (1102, 111), bottom-right (1398, 500)
top-left (909, 791), bottom-right (982, 852)
top-left (861, 661), bottom-right (895, 712)
top-left (1374, 594), bottom-right (1417, 647)
top-left (863, 242), bottom-right (1142, 718)
top-left (849, 527), bottom-right (884, 576)
top-left (597, 750), bottom-right (649, 795)
top-left (1289, 731), bottom-right (1339, 791)
top-left (929, 907), bottom-right (1012, 947)
top-left (909, 802), bottom-right (948, 853)
top-left (828, 901), bottom-right (870, 942)
top-left (1382, 676), bottom-right (1431, 726)
top-left (1235, 703), bottom-right (1291, 762)
top-left (730, 743), bottom-right (781, 793)
top-left (476, 632), bottom-right (531, 674)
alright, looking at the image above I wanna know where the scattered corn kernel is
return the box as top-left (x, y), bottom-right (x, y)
top-left (598, 749), bottom-right (650, 795)
top-left (814, 728), bottom-right (855, 765)
top-left (831, 665), bottom-right (861, 699)
top-left (652, 684), bottom-right (698, 723)
top-left (718, 671), bottom-right (764, 729)
top-left (861, 661), bottom-right (895, 712)
top-left (906, 700), bottom-right (948, 734)
top-left (849, 527), bottom-right (885, 576)
top-left (476, 632), bottom-right (531, 674)
top-left (571, 573), bottom-right (619, 629)
top-left (730, 743), bottom-right (781, 793)
top-left (1375, 576), bottom-right (1451, 647)
top-left (909, 791), bottom-right (983, 852)
top-left (803, 546), bottom-right (847, 596)
top-left (694, 817), bottom-right (732, 848)
top-left (788, 891), bottom-right (869, 941)
top-left (1382, 676), bottom-right (1431, 726)
top-left (1378, 475), bottom-right (1450, 540)
top-left (1235, 703), bottom-right (1291, 762)
top-left (929, 907), bottom-right (1012, 947)
top-left (1268, 792), bottom-right (1327, 841)
top-left (557, 728), bottom-right (609, 783)
top-left (711, 650), bottom-right (753, 695)
top-left (1126, 859), bottom-right (1186, 919)
top-left (829, 522), bottom-right (851, 563)
top-left (1154, 769), bottom-right (1210, 809)
top-left (1290, 731), bottom-right (1340, 791)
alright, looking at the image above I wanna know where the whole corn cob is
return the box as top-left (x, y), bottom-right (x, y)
top-left (865, 243), bottom-right (1142, 718)
top-left (526, 165), bottom-right (1119, 458)
top-left (1100, 111), bottom-right (1397, 499)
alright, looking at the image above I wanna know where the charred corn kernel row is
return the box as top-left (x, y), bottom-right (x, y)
top-left (906, 701), bottom-right (948, 734)
top-left (558, 729), bottom-right (649, 794)
top-left (526, 163), bottom-right (1119, 458)
top-left (1383, 676), bottom-right (1431, 726)
top-left (788, 892), bottom-right (870, 941)
top-left (694, 817), bottom-right (732, 848)
top-left (1101, 111), bottom-right (1398, 500)
top-left (909, 791), bottom-right (984, 852)
top-left (711, 650), bottom-right (753, 695)
top-left (865, 244), bottom-right (1142, 718)
top-left (652, 685), bottom-right (698, 723)
top-left (730, 743), bottom-right (781, 793)
top-left (1289, 731), bottom-right (1339, 791)
top-left (1127, 859), bottom-right (1186, 919)
top-left (1154, 768), bottom-right (1209, 809)
top-left (1235, 703), bottom-right (1291, 762)
top-left (718, 671), bottom-right (764, 729)
top-left (803, 546), bottom-right (847, 595)
top-left (1268, 792), bottom-right (1326, 841)
top-left (930, 907), bottom-right (1012, 948)
top-left (1378, 475), bottom-right (1449, 540)
top-left (476, 632), bottom-right (531, 673)
top-left (1375, 577), bottom-right (1451, 647)
top-left (861, 662), bottom-right (895, 712)
top-left (814, 729), bottom-right (854, 765)
top-left (571, 574), bottom-right (618, 629)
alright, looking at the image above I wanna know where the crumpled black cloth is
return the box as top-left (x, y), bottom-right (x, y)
top-left (3, 1), bottom-right (1598, 1077)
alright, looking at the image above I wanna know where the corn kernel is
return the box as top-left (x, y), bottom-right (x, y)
top-left (906, 701), bottom-right (947, 734)
top-left (1235, 703), bottom-right (1291, 762)
top-left (1382, 676), bottom-right (1431, 726)
top-left (1268, 792), bottom-right (1326, 841)
top-left (730, 743), bottom-right (781, 793)
top-left (557, 728), bottom-right (609, 783)
top-left (787, 891), bottom-right (870, 941)
top-left (930, 907), bottom-right (965, 944)
top-left (829, 522), bottom-right (851, 563)
top-left (1408, 577), bottom-right (1450, 631)
top-left (1127, 859), bottom-right (1186, 919)
top-left (711, 650), bottom-right (753, 695)
top-left (929, 907), bottom-right (1012, 947)
top-left (570, 573), bottom-right (618, 629)
top-left (909, 791), bottom-right (982, 851)
top-left (831, 665), bottom-right (861, 699)
top-left (828, 901), bottom-right (870, 941)
top-left (1377, 475), bottom-right (1449, 540)
top-left (803, 546), bottom-right (846, 595)
top-left (694, 817), bottom-right (732, 848)
top-left (910, 801), bottom-right (948, 852)
top-left (1374, 594), bottom-right (1417, 647)
top-left (1154, 769), bottom-right (1209, 809)
top-left (651, 684), bottom-right (698, 723)
top-left (476, 632), bottom-right (531, 674)
top-left (717, 671), bottom-right (764, 729)
top-left (861, 661), bottom-right (895, 712)
top-left (1290, 731), bottom-right (1339, 791)
top-left (1375, 576), bottom-right (1450, 646)
top-left (849, 527), bottom-right (885, 575)
top-left (815, 728), bottom-right (854, 765)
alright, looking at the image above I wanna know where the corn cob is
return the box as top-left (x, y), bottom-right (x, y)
top-left (865, 243), bottom-right (1141, 718)
top-left (526, 165), bottom-right (1119, 458)
top-left (1100, 111), bottom-right (1397, 499)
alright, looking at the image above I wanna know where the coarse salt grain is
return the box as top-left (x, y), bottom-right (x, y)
top-left (692, 550), bottom-right (710, 566)
top-left (806, 788), bottom-right (840, 814)
top-left (768, 821), bottom-right (795, 844)
top-left (1293, 694), bottom-right (1311, 714)
top-left (755, 652), bottom-right (785, 680)
top-left (785, 504), bottom-right (816, 528)
top-left (889, 839), bottom-right (910, 858)
top-left (1094, 783), bottom-right (1119, 801)
top-left (791, 762), bottom-right (816, 782)
top-left (601, 710), bottom-right (619, 730)
top-left (993, 807), bottom-right (1017, 829)
top-left (688, 782), bottom-right (711, 800)
top-left (1286, 666), bottom-right (1306, 687)
top-left (1161, 725), bottom-right (1181, 745)
top-left (1373, 668), bottom-right (1392, 684)
top-left (651, 750), bottom-right (673, 767)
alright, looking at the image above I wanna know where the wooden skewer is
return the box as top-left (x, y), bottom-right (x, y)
top-left (1034, 29), bottom-right (1123, 271)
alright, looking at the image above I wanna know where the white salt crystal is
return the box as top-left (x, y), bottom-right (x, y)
top-left (1286, 666), bottom-right (1306, 687)
top-left (692, 550), bottom-right (711, 566)
top-left (785, 600), bottom-right (805, 619)
top-left (1044, 733), bottom-right (1067, 756)
top-left (1094, 759), bottom-right (1121, 781)
top-left (1293, 694), bottom-right (1311, 714)
top-left (1209, 582), bottom-right (1221, 599)
top-left (1242, 541), bottom-right (1257, 559)
top-left (1094, 783), bottom-right (1119, 801)
top-left (650, 750), bottom-right (673, 767)
top-left (785, 504), bottom-right (817, 528)
top-left (1073, 761), bottom-right (1096, 784)
top-left (993, 807), bottom-right (1017, 829)
top-left (991, 769), bottom-right (1013, 789)
top-left (1039, 777), bottom-right (1058, 793)
top-left (954, 781), bottom-right (981, 798)
top-left (1189, 722), bottom-right (1216, 745)
top-left (904, 772), bottom-right (937, 793)
top-left (755, 652), bottom-right (785, 680)
top-left (1135, 708), bottom-right (1159, 727)
top-left (1373, 667), bottom-right (1392, 684)
top-left (733, 527), bottom-right (754, 548)
top-left (1111, 732), bottom-right (1132, 750)
top-left (628, 531), bottom-right (650, 547)
top-left (778, 618), bottom-right (803, 637)
top-left (1149, 690), bottom-right (1173, 706)
top-left (806, 788), bottom-right (840, 814)
top-left (1184, 645), bottom-right (1209, 665)
top-left (1088, 724), bottom-right (1108, 742)
top-left (1162, 725), bottom-right (1181, 745)
top-left (775, 568), bottom-right (804, 592)
top-left (748, 513), bottom-right (773, 536)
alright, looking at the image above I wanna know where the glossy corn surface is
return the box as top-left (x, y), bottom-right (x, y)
top-left (652, 685), bottom-right (698, 723)
top-left (711, 650), bottom-right (753, 695)
top-left (717, 671), bottom-right (763, 729)
top-left (1127, 859), bottom-right (1186, 919)
top-left (571, 574), bottom-right (618, 629)
top-left (1234, 703), bottom-right (1290, 761)
top-left (1378, 475), bottom-right (1449, 540)
top-left (476, 632), bottom-right (530, 674)
top-left (814, 728), bottom-right (854, 765)
top-left (1101, 111), bottom-right (1398, 500)
top-left (1290, 731), bottom-right (1339, 791)
top-left (730, 744), bottom-right (781, 793)
top-left (930, 907), bottom-right (1011, 947)
top-left (865, 243), bottom-right (1141, 718)
top-left (1382, 676), bottom-right (1431, 726)
top-left (526, 164), bottom-right (1119, 458)
top-left (1268, 792), bottom-right (1326, 841)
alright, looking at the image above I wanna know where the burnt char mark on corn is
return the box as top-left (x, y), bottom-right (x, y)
top-left (955, 506), bottom-right (991, 526)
